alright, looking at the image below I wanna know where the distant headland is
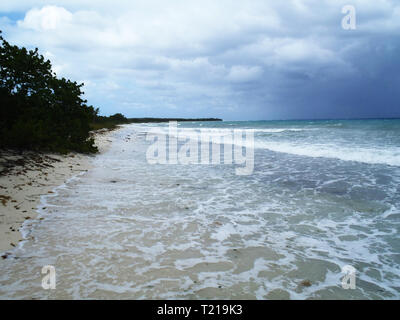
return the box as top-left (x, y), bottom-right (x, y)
top-left (90, 114), bottom-right (222, 132)
top-left (126, 118), bottom-right (223, 123)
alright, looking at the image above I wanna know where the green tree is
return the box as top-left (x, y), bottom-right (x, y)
top-left (0, 30), bottom-right (98, 153)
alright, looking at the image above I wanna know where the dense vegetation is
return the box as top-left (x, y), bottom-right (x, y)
top-left (90, 113), bottom-right (128, 130)
top-left (0, 31), bottom-right (99, 153)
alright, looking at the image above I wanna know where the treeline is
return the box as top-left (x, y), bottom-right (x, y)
top-left (125, 117), bottom-right (222, 123)
top-left (90, 115), bottom-right (222, 130)
top-left (90, 113), bottom-right (129, 130)
top-left (0, 31), bottom-right (98, 153)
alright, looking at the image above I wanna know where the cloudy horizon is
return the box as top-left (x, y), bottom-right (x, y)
top-left (1, 0), bottom-right (399, 120)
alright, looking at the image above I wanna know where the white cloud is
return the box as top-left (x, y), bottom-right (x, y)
top-left (227, 65), bottom-right (263, 83)
top-left (18, 5), bottom-right (72, 31)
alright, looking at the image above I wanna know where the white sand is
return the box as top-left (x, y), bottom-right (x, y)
top-left (0, 129), bottom-right (115, 254)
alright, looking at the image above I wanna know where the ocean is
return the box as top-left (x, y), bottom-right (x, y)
top-left (1, 119), bottom-right (399, 299)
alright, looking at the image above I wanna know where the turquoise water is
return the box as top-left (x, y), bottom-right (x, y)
top-left (179, 119), bottom-right (400, 166)
top-left (0, 119), bottom-right (399, 299)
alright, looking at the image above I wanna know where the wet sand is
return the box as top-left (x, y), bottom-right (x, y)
top-left (0, 129), bottom-right (115, 254)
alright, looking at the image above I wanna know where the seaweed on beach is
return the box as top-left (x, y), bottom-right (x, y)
top-left (0, 149), bottom-right (60, 177)
top-left (0, 195), bottom-right (11, 206)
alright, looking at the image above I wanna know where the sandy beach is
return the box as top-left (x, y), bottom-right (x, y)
top-left (0, 128), bottom-right (115, 255)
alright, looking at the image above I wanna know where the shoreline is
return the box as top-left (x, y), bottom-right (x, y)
top-left (0, 128), bottom-right (116, 255)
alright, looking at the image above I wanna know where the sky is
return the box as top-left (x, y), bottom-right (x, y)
top-left (0, 0), bottom-right (399, 120)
